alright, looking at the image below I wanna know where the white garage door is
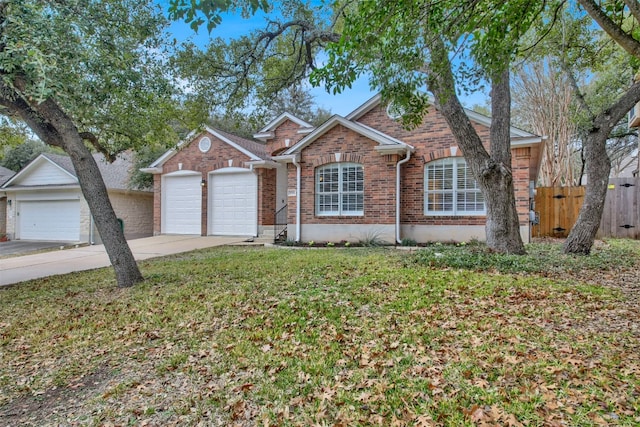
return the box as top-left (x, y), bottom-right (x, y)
top-left (19, 200), bottom-right (81, 241)
top-left (163, 174), bottom-right (202, 234)
top-left (210, 170), bottom-right (257, 236)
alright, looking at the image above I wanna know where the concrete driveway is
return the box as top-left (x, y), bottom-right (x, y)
top-left (0, 235), bottom-right (252, 287)
top-left (0, 240), bottom-right (77, 256)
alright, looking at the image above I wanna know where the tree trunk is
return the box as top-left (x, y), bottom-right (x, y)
top-left (563, 131), bottom-right (611, 255)
top-left (62, 133), bottom-right (144, 287)
top-left (14, 95), bottom-right (145, 287)
top-left (428, 42), bottom-right (525, 254)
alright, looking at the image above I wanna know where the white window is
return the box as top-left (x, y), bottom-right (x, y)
top-left (316, 163), bottom-right (364, 216)
top-left (425, 158), bottom-right (485, 215)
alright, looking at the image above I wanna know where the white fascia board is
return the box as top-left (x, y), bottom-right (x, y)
top-left (148, 129), bottom-right (199, 168)
top-left (375, 144), bottom-right (415, 155)
top-left (140, 167), bottom-right (162, 174)
top-left (2, 155), bottom-right (77, 188)
top-left (463, 109), bottom-right (540, 139)
top-left (272, 154), bottom-right (299, 163)
top-left (297, 127), bottom-right (315, 135)
top-left (253, 131), bottom-right (274, 141)
top-left (284, 115), bottom-right (407, 155)
top-left (257, 112), bottom-right (314, 133)
top-left (346, 93), bottom-right (383, 120)
top-left (3, 184), bottom-right (80, 192)
top-left (356, 122), bottom-right (408, 146)
top-left (509, 136), bottom-right (544, 147)
top-left (204, 126), bottom-right (262, 161)
top-left (246, 160), bottom-right (279, 169)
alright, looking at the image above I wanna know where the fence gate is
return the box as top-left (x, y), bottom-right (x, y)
top-left (600, 178), bottom-right (639, 239)
top-left (533, 178), bottom-right (639, 239)
top-left (533, 186), bottom-right (585, 238)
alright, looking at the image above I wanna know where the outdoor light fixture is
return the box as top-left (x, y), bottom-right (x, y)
top-left (201, 179), bottom-right (206, 187)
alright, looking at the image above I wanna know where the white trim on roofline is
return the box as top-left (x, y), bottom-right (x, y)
top-left (147, 126), bottom-right (261, 170)
top-left (1, 154), bottom-right (78, 188)
top-left (283, 115), bottom-right (411, 155)
top-left (256, 112), bottom-right (314, 135)
top-left (346, 93), bottom-right (542, 143)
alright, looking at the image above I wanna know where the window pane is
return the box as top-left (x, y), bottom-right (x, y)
top-left (316, 163), bottom-right (363, 216)
top-left (426, 158), bottom-right (484, 215)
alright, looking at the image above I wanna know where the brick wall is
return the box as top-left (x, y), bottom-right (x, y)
top-left (257, 168), bottom-right (276, 225)
top-left (267, 119), bottom-right (309, 155)
top-left (295, 124), bottom-right (397, 226)
top-left (355, 104), bottom-right (532, 228)
top-left (109, 191), bottom-right (154, 240)
top-left (153, 131), bottom-right (271, 235)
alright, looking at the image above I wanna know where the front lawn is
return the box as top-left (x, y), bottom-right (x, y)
top-left (1, 241), bottom-right (639, 426)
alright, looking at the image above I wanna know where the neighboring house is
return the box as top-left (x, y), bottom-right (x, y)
top-left (0, 165), bottom-right (16, 237)
top-left (145, 94), bottom-right (542, 244)
top-left (1, 152), bottom-right (153, 243)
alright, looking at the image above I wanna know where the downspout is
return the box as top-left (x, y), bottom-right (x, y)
top-left (292, 155), bottom-right (301, 242)
top-left (89, 215), bottom-right (95, 245)
top-left (396, 148), bottom-right (412, 244)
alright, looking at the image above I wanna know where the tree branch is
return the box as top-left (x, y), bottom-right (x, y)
top-left (79, 131), bottom-right (115, 162)
top-left (0, 82), bottom-right (64, 147)
top-left (578, 0), bottom-right (640, 58)
top-left (624, 0), bottom-right (640, 23)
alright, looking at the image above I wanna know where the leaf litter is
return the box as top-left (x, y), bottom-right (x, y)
top-left (0, 241), bottom-right (638, 426)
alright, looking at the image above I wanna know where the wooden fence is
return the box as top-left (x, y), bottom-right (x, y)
top-left (532, 177), bottom-right (639, 239)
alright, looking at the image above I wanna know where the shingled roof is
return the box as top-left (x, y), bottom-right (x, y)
top-left (40, 151), bottom-right (136, 191)
top-left (213, 128), bottom-right (270, 160)
top-left (0, 165), bottom-right (15, 187)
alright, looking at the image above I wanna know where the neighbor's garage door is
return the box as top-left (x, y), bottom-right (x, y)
top-left (210, 170), bottom-right (257, 236)
top-left (19, 199), bottom-right (80, 241)
top-left (163, 174), bottom-right (202, 234)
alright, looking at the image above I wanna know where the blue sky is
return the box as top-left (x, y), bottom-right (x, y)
top-left (157, 1), bottom-right (488, 116)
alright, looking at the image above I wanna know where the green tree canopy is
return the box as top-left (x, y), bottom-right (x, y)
top-left (0, 0), bottom-right (189, 287)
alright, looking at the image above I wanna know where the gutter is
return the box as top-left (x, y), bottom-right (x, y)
top-left (292, 155), bottom-right (302, 242)
top-left (396, 148), bottom-right (412, 244)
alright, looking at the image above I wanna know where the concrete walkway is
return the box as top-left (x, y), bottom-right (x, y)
top-left (0, 235), bottom-right (250, 287)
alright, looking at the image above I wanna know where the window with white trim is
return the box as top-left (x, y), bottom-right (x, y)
top-left (425, 158), bottom-right (485, 215)
top-left (316, 163), bottom-right (364, 216)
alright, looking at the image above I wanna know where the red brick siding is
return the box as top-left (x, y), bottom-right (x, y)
top-left (353, 105), bottom-right (532, 227)
top-left (153, 131), bottom-right (266, 235)
top-left (296, 124), bottom-right (396, 225)
top-left (257, 168), bottom-right (276, 226)
top-left (267, 119), bottom-right (309, 155)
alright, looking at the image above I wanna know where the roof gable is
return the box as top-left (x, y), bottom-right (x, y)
top-left (253, 112), bottom-right (315, 141)
top-left (148, 127), bottom-right (265, 170)
top-left (346, 93), bottom-right (541, 144)
top-left (283, 115), bottom-right (412, 155)
top-left (2, 152), bottom-right (138, 191)
top-left (3, 154), bottom-right (77, 187)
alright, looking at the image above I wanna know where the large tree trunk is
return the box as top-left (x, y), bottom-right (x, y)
top-left (62, 132), bottom-right (144, 287)
top-left (3, 90), bottom-right (145, 287)
top-left (428, 42), bottom-right (526, 254)
top-left (563, 131), bottom-right (611, 255)
top-left (40, 101), bottom-right (144, 287)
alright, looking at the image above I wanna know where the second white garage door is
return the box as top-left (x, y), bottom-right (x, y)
top-left (163, 173), bottom-right (202, 234)
top-left (209, 169), bottom-right (257, 236)
top-left (19, 199), bottom-right (81, 241)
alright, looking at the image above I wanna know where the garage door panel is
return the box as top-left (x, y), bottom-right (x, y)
top-left (163, 174), bottom-right (201, 234)
top-left (210, 171), bottom-right (257, 236)
top-left (19, 200), bottom-right (80, 241)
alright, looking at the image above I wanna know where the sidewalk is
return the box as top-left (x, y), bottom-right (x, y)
top-left (0, 235), bottom-right (249, 287)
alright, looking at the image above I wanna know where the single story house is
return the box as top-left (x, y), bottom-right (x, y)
top-left (1, 152), bottom-right (153, 243)
top-left (144, 94), bottom-right (542, 244)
